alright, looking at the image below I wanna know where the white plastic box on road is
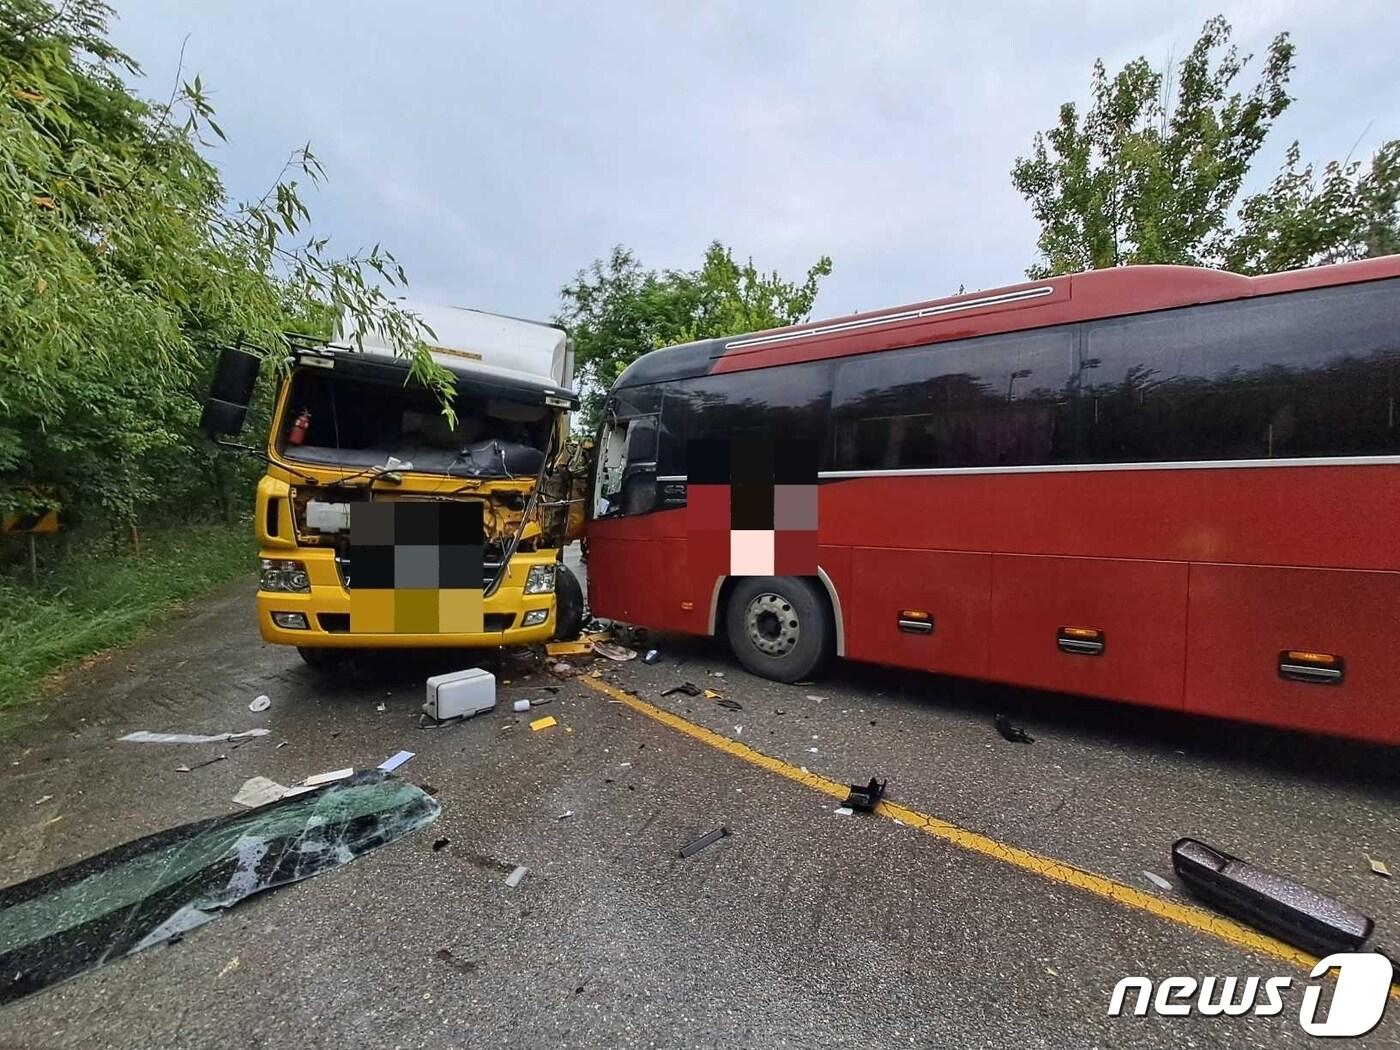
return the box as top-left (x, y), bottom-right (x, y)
top-left (423, 668), bottom-right (496, 721)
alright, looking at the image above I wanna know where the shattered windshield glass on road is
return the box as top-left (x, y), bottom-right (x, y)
top-left (0, 772), bottom-right (439, 1006)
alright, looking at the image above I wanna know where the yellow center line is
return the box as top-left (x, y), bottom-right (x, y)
top-left (581, 675), bottom-right (1383, 986)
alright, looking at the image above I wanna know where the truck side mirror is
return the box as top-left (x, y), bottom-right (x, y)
top-left (200, 345), bottom-right (262, 438)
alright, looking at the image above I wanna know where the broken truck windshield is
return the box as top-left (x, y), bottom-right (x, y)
top-left (278, 369), bottom-right (554, 479)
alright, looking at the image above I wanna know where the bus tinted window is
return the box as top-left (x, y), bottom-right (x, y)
top-left (1079, 279), bottom-right (1400, 462)
top-left (831, 328), bottom-right (1075, 470)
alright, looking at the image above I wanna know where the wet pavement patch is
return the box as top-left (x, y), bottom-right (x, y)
top-left (0, 771), bottom-right (439, 1005)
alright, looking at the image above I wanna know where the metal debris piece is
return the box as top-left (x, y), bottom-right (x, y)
top-left (530, 716), bottom-right (558, 732)
top-left (842, 778), bottom-right (887, 812)
top-left (1143, 870), bottom-right (1172, 891)
top-left (1365, 853), bottom-right (1392, 878)
top-left (120, 729), bottom-right (270, 745)
top-left (376, 750), bottom-right (414, 773)
top-left (504, 865), bottom-right (529, 888)
top-left (679, 826), bottom-right (731, 859)
top-left (232, 776), bottom-right (288, 809)
top-left (32, 795), bottom-right (53, 806)
top-left (248, 695), bottom-right (271, 713)
top-left (661, 682), bottom-right (702, 698)
top-left (642, 649), bottom-right (662, 664)
top-left (303, 767), bottom-right (354, 787)
top-left (0, 772), bottom-right (439, 1006)
top-left (592, 641), bottom-right (636, 662)
top-left (994, 714), bottom-right (1034, 743)
top-left (557, 810), bottom-right (574, 820)
top-left (530, 697), bottom-right (554, 707)
top-left (175, 754), bottom-right (227, 773)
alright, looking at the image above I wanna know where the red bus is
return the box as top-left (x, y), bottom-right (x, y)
top-left (585, 257), bottom-right (1400, 744)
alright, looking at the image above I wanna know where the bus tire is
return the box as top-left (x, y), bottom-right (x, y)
top-left (553, 564), bottom-right (585, 641)
top-left (297, 646), bottom-right (348, 673)
top-left (724, 576), bottom-right (832, 683)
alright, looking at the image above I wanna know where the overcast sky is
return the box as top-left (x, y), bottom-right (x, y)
top-left (110, 1), bottom-right (1400, 322)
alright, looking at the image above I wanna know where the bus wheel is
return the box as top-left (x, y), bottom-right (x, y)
top-left (297, 646), bottom-right (349, 674)
top-left (725, 576), bottom-right (831, 683)
top-left (553, 564), bottom-right (585, 641)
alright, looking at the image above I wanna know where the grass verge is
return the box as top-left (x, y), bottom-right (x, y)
top-left (0, 521), bottom-right (253, 712)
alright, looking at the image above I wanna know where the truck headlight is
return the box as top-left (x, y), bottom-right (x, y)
top-left (260, 558), bottom-right (311, 593)
top-left (523, 564), bottom-right (556, 594)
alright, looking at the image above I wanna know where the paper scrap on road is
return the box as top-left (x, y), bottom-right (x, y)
top-left (377, 750), bottom-right (415, 773)
top-left (505, 865), bottom-right (529, 888)
top-left (1143, 870), bottom-right (1173, 890)
top-left (120, 729), bottom-right (271, 745)
top-left (1365, 853), bottom-right (1392, 878)
top-left (232, 776), bottom-right (288, 809)
top-left (530, 716), bottom-right (558, 732)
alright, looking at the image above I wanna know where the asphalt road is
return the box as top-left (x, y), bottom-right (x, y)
top-left (3, 572), bottom-right (1400, 1048)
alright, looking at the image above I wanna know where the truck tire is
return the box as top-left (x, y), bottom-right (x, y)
top-left (553, 564), bottom-right (585, 641)
top-left (724, 576), bottom-right (832, 683)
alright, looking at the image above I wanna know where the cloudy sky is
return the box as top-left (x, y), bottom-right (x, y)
top-left (110, 1), bottom-right (1400, 322)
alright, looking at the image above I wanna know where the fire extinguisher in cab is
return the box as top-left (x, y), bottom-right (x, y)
top-left (288, 409), bottom-right (311, 446)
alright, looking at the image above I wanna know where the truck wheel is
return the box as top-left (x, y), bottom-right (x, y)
top-left (553, 564), bottom-right (584, 641)
top-left (297, 646), bottom-right (348, 673)
top-left (724, 576), bottom-right (832, 683)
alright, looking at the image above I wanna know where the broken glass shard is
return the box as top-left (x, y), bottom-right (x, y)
top-left (0, 771), bottom-right (439, 1005)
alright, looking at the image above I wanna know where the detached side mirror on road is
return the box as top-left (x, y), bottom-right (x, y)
top-left (199, 345), bottom-right (262, 438)
top-left (1172, 838), bottom-right (1374, 958)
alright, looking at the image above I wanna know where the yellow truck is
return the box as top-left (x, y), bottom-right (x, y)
top-left (200, 304), bottom-right (588, 670)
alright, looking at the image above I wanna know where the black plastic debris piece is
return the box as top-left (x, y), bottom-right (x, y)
top-left (994, 714), bottom-right (1034, 743)
top-left (716, 699), bottom-right (743, 712)
top-left (0, 771), bottom-right (439, 1006)
top-left (432, 837), bottom-right (451, 852)
top-left (679, 826), bottom-right (731, 859)
top-left (843, 778), bottom-right (887, 812)
top-left (661, 682), bottom-right (702, 698)
top-left (1172, 838), bottom-right (1374, 958)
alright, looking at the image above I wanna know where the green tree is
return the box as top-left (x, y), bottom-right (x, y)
top-left (0, 0), bottom-right (448, 536)
top-left (558, 241), bottom-right (832, 426)
top-left (1012, 16), bottom-right (1294, 277)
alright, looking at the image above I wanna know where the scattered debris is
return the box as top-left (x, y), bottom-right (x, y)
top-left (276, 740), bottom-right (289, 749)
top-left (0, 771), bottom-right (439, 1006)
top-left (545, 641), bottom-right (592, 657)
top-left (679, 826), bottom-right (731, 859)
top-left (435, 948), bottom-right (477, 974)
top-left (32, 795), bottom-right (53, 806)
top-left (1365, 853), bottom-right (1392, 878)
top-left (642, 649), bottom-right (662, 664)
top-left (716, 698), bottom-right (743, 712)
top-left (232, 776), bottom-right (289, 809)
top-left (1143, 870), bottom-right (1172, 891)
top-left (710, 671), bottom-right (725, 678)
top-left (217, 956), bottom-right (240, 979)
top-left (661, 683), bottom-right (702, 698)
top-left (557, 810), bottom-right (574, 820)
top-left (175, 754), bottom-right (227, 773)
top-left (424, 668), bottom-right (496, 722)
top-left (248, 695), bottom-right (271, 713)
top-left (303, 767), bottom-right (354, 787)
top-left (504, 865), bottom-right (529, 888)
top-left (843, 778), bottom-right (887, 812)
top-left (512, 699), bottom-right (531, 713)
top-left (1173, 838), bottom-right (1374, 957)
top-left (804, 694), bottom-right (828, 702)
top-left (377, 750), bottom-right (415, 773)
top-left (592, 641), bottom-right (637, 662)
top-left (530, 697), bottom-right (554, 707)
top-left (994, 714), bottom-right (1034, 744)
top-left (376, 702), bottom-right (386, 713)
top-left (530, 716), bottom-right (558, 732)
top-left (120, 729), bottom-right (270, 745)
top-left (834, 807), bottom-right (855, 816)
top-left (806, 747), bottom-right (818, 753)
top-left (550, 661), bottom-right (578, 678)
top-left (703, 689), bottom-right (722, 700)
top-left (432, 837), bottom-right (450, 851)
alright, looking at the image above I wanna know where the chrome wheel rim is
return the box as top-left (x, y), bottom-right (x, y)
top-left (745, 592), bottom-right (800, 657)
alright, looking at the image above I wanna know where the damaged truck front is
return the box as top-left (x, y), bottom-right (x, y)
top-left (201, 304), bottom-right (589, 668)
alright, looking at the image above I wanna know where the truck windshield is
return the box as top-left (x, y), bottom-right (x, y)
top-left (277, 369), bottom-right (554, 479)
